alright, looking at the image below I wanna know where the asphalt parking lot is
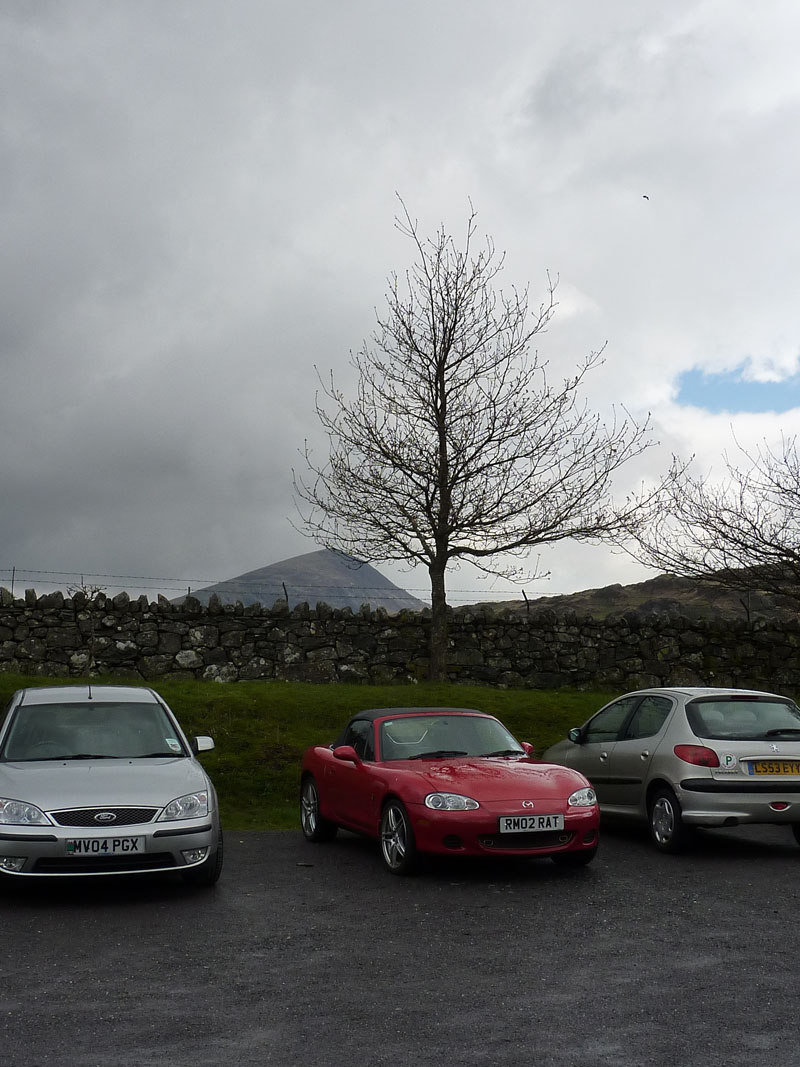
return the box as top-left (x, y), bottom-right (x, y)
top-left (2, 822), bottom-right (799, 1067)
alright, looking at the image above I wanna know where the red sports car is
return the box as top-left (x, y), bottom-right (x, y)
top-left (300, 707), bottom-right (599, 874)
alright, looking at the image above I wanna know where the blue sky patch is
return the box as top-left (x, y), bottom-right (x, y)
top-left (677, 368), bottom-right (800, 413)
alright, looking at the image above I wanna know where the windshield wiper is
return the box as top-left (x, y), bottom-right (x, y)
top-left (139, 751), bottom-right (184, 758)
top-left (407, 750), bottom-right (469, 760)
top-left (58, 754), bottom-right (122, 760)
top-left (481, 749), bottom-right (525, 758)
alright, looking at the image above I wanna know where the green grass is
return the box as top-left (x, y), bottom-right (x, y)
top-left (0, 673), bottom-right (616, 830)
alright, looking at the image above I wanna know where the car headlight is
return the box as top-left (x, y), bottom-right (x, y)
top-left (0, 798), bottom-right (51, 825)
top-left (567, 786), bottom-right (597, 807)
top-left (157, 791), bottom-right (210, 821)
top-left (425, 793), bottom-right (480, 811)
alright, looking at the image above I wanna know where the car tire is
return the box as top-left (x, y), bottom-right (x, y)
top-left (182, 834), bottom-right (224, 887)
top-left (379, 799), bottom-right (417, 876)
top-left (300, 776), bottom-right (338, 843)
top-left (552, 848), bottom-right (597, 867)
top-left (791, 824), bottom-right (800, 847)
top-left (648, 787), bottom-right (691, 853)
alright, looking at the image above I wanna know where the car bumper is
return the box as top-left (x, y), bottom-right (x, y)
top-left (678, 778), bottom-right (800, 827)
top-left (0, 818), bottom-right (220, 877)
top-left (406, 801), bottom-right (599, 858)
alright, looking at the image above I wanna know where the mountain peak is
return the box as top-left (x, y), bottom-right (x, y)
top-left (174, 549), bottom-right (425, 613)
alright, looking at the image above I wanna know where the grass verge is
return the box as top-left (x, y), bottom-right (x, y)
top-left (0, 673), bottom-right (615, 830)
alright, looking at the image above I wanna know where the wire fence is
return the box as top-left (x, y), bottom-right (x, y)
top-left (0, 567), bottom-right (544, 606)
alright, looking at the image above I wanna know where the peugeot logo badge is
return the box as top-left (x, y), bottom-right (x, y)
top-left (521, 800), bottom-right (535, 809)
top-left (770, 744), bottom-right (780, 753)
top-left (94, 812), bottom-right (117, 823)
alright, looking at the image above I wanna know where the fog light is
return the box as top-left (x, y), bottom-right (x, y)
top-left (181, 847), bottom-right (209, 865)
top-left (0, 857), bottom-right (26, 873)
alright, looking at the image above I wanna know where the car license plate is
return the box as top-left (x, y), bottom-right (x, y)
top-left (499, 814), bottom-right (564, 833)
top-left (748, 760), bottom-right (800, 775)
top-left (65, 837), bottom-right (144, 855)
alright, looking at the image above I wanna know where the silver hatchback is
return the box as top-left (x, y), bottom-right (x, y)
top-left (0, 685), bottom-right (223, 884)
top-left (542, 687), bottom-right (800, 852)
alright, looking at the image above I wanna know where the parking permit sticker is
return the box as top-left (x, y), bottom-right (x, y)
top-left (166, 738), bottom-right (182, 752)
top-left (720, 752), bottom-right (738, 770)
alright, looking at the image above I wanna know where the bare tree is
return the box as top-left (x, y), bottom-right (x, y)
top-left (295, 201), bottom-right (656, 679)
top-left (627, 434), bottom-right (800, 603)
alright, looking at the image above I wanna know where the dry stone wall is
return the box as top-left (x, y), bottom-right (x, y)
top-left (1, 586), bottom-right (799, 691)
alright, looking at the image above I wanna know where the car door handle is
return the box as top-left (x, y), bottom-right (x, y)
top-left (599, 751), bottom-right (609, 761)
top-left (640, 751), bottom-right (650, 759)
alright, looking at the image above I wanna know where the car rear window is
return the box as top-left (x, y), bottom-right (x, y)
top-left (686, 696), bottom-right (800, 741)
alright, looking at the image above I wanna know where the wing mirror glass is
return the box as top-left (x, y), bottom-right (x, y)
top-left (567, 727), bottom-right (582, 744)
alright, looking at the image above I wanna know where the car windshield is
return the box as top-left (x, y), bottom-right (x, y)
top-left (686, 696), bottom-right (800, 741)
top-left (379, 714), bottom-right (524, 761)
top-left (0, 702), bottom-right (187, 761)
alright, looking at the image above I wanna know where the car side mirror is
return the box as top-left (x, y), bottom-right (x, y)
top-left (333, 744), bottom-right (361, 764)
top-left (567, 727), bottom-right (582, 745)
top-left (192, 735), bottom-right (215, 754)
top-left (520, 741), bottom-right (536, 757)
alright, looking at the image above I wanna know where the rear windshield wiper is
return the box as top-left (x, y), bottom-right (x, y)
top-left (407, 750), bottom-right (469, 760)
top-left (764, 728), bottom-right (800, 737)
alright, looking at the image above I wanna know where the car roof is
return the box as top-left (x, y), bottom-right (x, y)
top-left (16, 685), bottom-right (161, 706)
top-left (625, 686), bottom-right (789, 700)
top-left (345, 707), bottom-right (486, 724)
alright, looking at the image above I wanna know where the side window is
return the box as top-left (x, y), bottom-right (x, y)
top-left (583, 697), bottom-right (638, 743)
top-left (624, 696), bottom-right (673, 740)
top-left (343, 720), bottom-right (374, 761)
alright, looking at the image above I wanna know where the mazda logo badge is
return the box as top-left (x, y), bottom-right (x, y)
top-left (521, 800), bottom-right (535, 809)
top-left (94, 812), bottom-right (117, 823)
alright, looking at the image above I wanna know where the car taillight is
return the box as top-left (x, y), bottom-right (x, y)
top-left (674, 744), bottom-right (720, 767)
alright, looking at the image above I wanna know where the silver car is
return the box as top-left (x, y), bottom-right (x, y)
top-left (542, 687), bottom-right (800, 853)
top-left (0, 685), bottom-right (223, 884)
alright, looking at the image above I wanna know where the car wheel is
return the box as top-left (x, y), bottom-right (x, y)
top-left (791, 824), bottom-right (800, 847)
top-left (380, 799), bottom-right (417, 875)
top-left (300, 776), bottom-right (338, 842)
top-left (648, 787), bottom-right (691, 853)
top-left (552, 848), bottom-right (597, 867)
top-left (182, 834), bottom-right (224, 887)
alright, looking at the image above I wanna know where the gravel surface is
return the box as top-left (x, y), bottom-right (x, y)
top-left (2, 822), bottom-right (799, 1066)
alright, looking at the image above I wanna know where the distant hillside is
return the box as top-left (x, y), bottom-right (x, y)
top-left (474, 572), bottom-right (800, 622)
top-left (175, 549), bottom-right (426, 613)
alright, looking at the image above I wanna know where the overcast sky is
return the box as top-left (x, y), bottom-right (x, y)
top-left (2, 0), bottom-right (800, 606)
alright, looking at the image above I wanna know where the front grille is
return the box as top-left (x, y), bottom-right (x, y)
top-left (479, 830), bottom-right (574, 851)
top-left (49, 807), bottom-right (159, 827)
top-left (33, 853), bottom-right (176, 874)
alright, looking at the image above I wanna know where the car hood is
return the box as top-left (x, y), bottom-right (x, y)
top-left (0, 758), bottom-right (211, 811)
top-left (393, 758), bottom-right (588, 801)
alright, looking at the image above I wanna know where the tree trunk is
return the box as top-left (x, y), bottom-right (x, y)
top-left (428, 563), bottom-right (448, 681)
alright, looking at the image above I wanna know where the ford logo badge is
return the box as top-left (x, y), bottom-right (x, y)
top-left (94, 812), bottom-right (117, 823)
